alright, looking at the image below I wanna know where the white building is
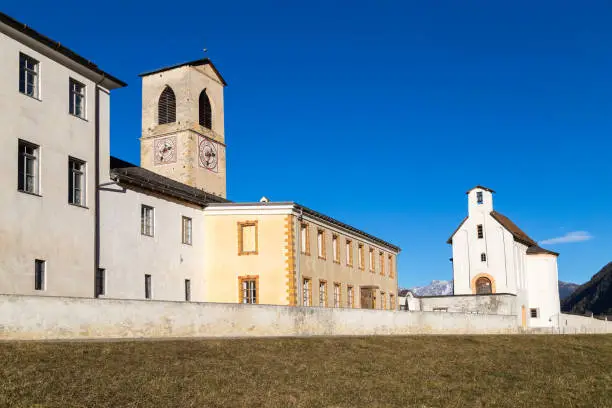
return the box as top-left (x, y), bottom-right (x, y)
top-left (0, 12), bottom-right (125, 297)
top-left (447, 186), bottom-right (561, 328)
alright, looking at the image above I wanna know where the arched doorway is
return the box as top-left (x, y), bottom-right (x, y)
top-left (475, 277), bottom-right (493, 294)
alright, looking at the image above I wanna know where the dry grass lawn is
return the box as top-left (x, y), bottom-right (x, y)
top-left (0, 335), bottom-right (611, 408)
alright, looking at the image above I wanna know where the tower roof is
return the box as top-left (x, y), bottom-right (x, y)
top-left (138, 58), bottom-right (227, 86)
top-left (465, 185), bottom-right (495, 195)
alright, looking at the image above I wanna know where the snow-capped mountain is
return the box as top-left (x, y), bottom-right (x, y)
top-left (408, 280), bottom-right (453, 296)
top-left (403, 279), bottom-right (579, 298)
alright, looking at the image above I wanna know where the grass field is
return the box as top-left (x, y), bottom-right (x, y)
top-left (0, 335), bottom-right (611, 408)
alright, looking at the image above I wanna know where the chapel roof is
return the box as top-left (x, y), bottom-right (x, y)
top-left (0, 12), bottom-right (126, 89)
top-left (138, 58), bottom-right (227, 86)
top-left (446, 210), bottom-right (558, 256)
top-left (466, 185), bottom-right (496, 194)
top-left (110, 156), bottom-right (229, 207)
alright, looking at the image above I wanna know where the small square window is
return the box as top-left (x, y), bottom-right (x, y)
top-left (477, 225), bottom-right (484, 239)
top-left (240, 276), bottom-right (258, 304)
top-left (481, 253), bottom-right (487, 262)
top-left (34, 259), bottom-right (45, 291)
top-left (530, 308), bottom-right (539, 318)
top-left (476, 191), bottom-right (483, 204)
top-left (68, 157), bottom-right (86, 206)
top-left (95, 268), bottom-right (105, 297)
top-left (69, 78), bottom-right (86, 118)
top-left (19, 53), bottom-right (39, 99)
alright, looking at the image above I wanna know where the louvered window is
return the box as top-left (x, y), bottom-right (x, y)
top-left (199, 90), bottom-right (212, 129)
top-left (158, 86), bottom-right (176, 124)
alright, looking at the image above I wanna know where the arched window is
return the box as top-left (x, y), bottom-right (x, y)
top-left (158, 86), bottom-right (176, 125)
top-left (475, 277), bottom-right (492, 295)
top-left (199, 90), bottom-right (212, 129)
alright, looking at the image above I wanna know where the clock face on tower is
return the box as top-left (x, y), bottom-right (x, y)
top-left (153, 136), bottom-right (177, 165)
top-left (199, 137), bottom-right (218, 172)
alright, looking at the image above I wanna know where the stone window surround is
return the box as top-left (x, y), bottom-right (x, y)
top-left (237, 220), bottom-right (258, 256)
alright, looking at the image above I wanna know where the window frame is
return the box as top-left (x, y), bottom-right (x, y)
top-left (477, 224), bottom-right (484, 239)
top-left (141, 205), bottom-right (155, 237)
top-left (476, 191), bottom-right (483, 204)
top-left (347, 285), bottom-right (354, 308)
top-left (389, 293), bottom-right (395, 310)
top-left (18, 140), bottom-right (40, 195)
top-left (34, 259), bottom-right (45, 291)
top-left (300, 223), bottom-right (310, 255)
top-left (369, 247), bottom-right (375, 273)
top-left (68, 157), bottom-right (86, 207)
top-left (388, 254), bottom-right (394, 278)
top-left (381, 291), bottom-right (386, 310)
top-left (237, 221), bottom-right (258, 255)
top-left (185, 279), bottom-right (191, 302)
top-left (182, 216), bottom-right (193, 245)
top-left (158, 86), bottom-right (176, 125)
top-left (144, 274), bottom-right (152, 299)
top-left (317, 229), bottom-right (326, 260)
top-left (95, 268), bottom-right (105, 298)
top-left (19, 53), bottom-right (40, 100)
top-left (238, 275), bottom-right (259, 304)
top-left (346, 239), bottom-right (353, 267)
top-left (332, 234), bottom-right (340, 263)
top-left (318, 279), bottom-right (327, 307)
top-left (69, 78), bottom-right (86, 119)
top-left (358, 244), bottom-right (365, 270)
top-left (379, 251), bottom-right (385, 276)
top-left (198, 89), bottom-right (212, 129)
top-left (333, 282), bottom-right (341, 308)
top-left (481, 253), bottom-right (487, 262)
top-left (303, 277), bottom-right (312, 306)
top-left (530, 308), bottom-right (539, 318)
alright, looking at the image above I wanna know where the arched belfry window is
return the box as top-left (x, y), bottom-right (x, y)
top-left (475, 277), bottom-right (492, 295)
top-left (158, 86), bottom-right (176, 125)
top-left (199, 90), bottom-right (212, 129)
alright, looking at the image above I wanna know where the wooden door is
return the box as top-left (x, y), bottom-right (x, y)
top-left (360, 288), bottom-right (374, 309)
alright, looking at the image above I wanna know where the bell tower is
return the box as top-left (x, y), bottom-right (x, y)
top-left (139, 58), bottom-right (227, 198)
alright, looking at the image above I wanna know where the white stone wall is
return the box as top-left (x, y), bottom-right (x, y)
top-left (557, 313), bottom-right (612, 334)
top-left (0, 24), bottom-right (112, 297)
top-left (417, 294), bottom-right (518, 316)
top-left (0, 294), bottom-right (519, 340)
top-left (525, 254), bottom-right (561, 327)
top-left (100, 185), bottom-right (206, 302)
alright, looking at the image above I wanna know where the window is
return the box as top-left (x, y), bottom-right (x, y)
top-left (358, 244), bottom-right (365, 270)
top-left (144, 274), bottom-right (152, 299)
top-left (369, 248), bottom-right (375, 272)
top-left (158, 86), bottom-right (176, 124)
top-left (199, 90), bottom-right (212, 129)
top-left (68, 158), bottom-right (86, 206)
top-left (317, 229), bottom-right (326, 259)
top-left (530, 308), bottom-right (539, 318)
top-left (238, 221), bottom-right (258, 255)
top-left (333, 283), bottom-right (341, 308)
top-left (239, 276), bottom-right (258, 304)
top-left (319, 280), bottom-right (327, 307)
top-left (389, 293), bottom-right (395, 310)
top-left (95, 268), bottom-right (105, 297)
top-left (300, 223), bottom-right (310, 254)
top-left (347, 285), bottom-right (354, 308)
top-left (18, 140), bottom-right (39, 194)
top-left (346, 240), bottom-right (353, 266)
top-left (69, 78), bottom-right (86, 118)
top-left (19, 53), bottom-right (39, 99)
top-left (477, 225), bottom-right (484, 239)
top-left (34, 259), bottom-right (45, 291)
top-left (303, 278), bottom-right (312, 306)
top-left (476, 191), bottom-right (483, 204)
top-left (433, 307), bottom-right (448, 312)
top-left (185, 279), bottom-right (191, 301)
top-left (332, 234), bottom-right (339, 263)
top-left (381, 292), bottom-right (386, 310)
top-left (141, 205), bottom-right (154, 237)
top-left (475, 277), bottom-right (492, 295)
top-left (182, 216), bottom-right (192, 245)
top-left (389, 255), bottom-right (394, 278)
top-left (481, 253), bottom-right (487, 262)
top-left (379, 252), bottom-right (385, 276)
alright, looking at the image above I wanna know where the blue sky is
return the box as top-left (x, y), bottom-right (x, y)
top-left (5, 1), bottom-right (611, 287)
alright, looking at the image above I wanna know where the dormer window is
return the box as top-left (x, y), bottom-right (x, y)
top-left (476, 191), bottom-right (483, 204)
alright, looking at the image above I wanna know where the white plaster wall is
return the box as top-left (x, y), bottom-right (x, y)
top-left (557, 313), bottom-right (612, 334)
top-left (0, 295), bottom-right (520, 340)
top-left (418, 294), bottom-right (518, 316)
top-left (0, 27), bottom-right (112, 297)
top-left (100, 185), bottom-right (206, 302)
top-left (525, 254), bottom-right (561, 328)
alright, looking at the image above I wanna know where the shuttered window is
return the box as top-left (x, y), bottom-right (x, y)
top-left (158, 86), bottom-right (176, 124)
top-left (199, 90), bottom-right (212, 129)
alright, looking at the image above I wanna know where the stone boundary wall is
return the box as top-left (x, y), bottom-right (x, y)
top-left (556, 313), bottom-right (612, 334)
top-left (0, 294), bottom-right (519, 340)
top-left (416, 294), bottom-right (518, 316)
